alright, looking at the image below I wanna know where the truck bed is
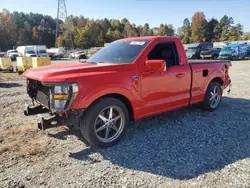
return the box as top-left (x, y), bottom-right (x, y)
top-left (187, 59), bottom-right (231, 105)
top-left (189, 60), bottom-right (230, 64)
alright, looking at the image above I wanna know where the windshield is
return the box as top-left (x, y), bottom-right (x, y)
top-left (86, 40), bottom-right (150, 64)
top-left (26, 50), bottom-right (35, 54)
top-left (39, 50), bottom-right (46, 53)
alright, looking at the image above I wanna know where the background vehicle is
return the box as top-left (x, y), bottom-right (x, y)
top-left (68, 50), bottom-right (80, 58)
top-left (200, 48), bottom-right (221, 59)
top-left (6, 49), bottom-right (19, 61)
top-left (33, 45), bottom-right (48, 57)
top-left (219, 43), bottom-right (248, 60)
top-left (23, 36), bottom-right (231, 148)
top-left (76, 51), bottom-right (88, 60)
top-left (246, 45), bottom-right (250, 59)
top-left (185, 43), bottom-right (213, 59)
top-left (47, 47), bottom-right (65, 59)
top-left (69, 50), bottom-right (88, 59)
top-left (0, 52), bottom-right (5, 57)
top-left (16, 46), bottom-right (37, 57)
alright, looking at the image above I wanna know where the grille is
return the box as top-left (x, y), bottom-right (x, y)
top-left (27, 79), bottom-right (51, 108)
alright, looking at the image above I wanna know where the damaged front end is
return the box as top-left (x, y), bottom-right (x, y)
top-left (24, 79), bottom-right (83, 130)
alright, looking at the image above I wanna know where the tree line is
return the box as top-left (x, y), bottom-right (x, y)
top-left (178, 12), bottom-right (247, 44)
top-left (0, 9), bottom-right (249, 51)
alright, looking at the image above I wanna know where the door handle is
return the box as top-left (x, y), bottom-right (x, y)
top-left (176, 73), bottom-right (185, 78)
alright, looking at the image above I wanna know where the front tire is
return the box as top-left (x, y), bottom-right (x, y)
top-left (80, 97), bottom-right (129, 148)
top-left (202, 82), bottom-right (222, 111)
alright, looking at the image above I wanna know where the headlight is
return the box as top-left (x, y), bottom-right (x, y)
top-left (49, 83), bottom-right (79, 111)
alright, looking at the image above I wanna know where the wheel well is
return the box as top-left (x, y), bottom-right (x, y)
top-left (98, 94), bottom-right (134, 121)
top-left (210, 77), bottom-right (224, 86)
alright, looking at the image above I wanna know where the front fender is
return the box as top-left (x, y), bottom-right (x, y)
top-left (71, 84), bottom-right (136, 110)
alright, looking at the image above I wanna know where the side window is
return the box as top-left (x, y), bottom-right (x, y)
top-left (147, 41), bottom-right (179, 68)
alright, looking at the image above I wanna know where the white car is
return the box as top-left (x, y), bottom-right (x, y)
top-left (69, 50), bottom-right (87, 59)
top-left (47, 47), bottom-right (65, 59)
top-left (6, 50), bottom-right (19, 60)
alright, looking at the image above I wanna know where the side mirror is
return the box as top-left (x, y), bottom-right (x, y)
top-left (145, 60), bottom-right (166, 73)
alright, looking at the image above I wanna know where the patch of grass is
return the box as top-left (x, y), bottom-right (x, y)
top-left (0, 128), bottom-right (52, 158)
top-left (0, 142), bottom-right (19, 155)
top-left (0, 72), bottom-right (24, 81)
top-left (18, 143), bottom-right (45, 157)
top-left (1, 127), bottom-right (36, 136)
top-left (0, 138), bottom-right (51, 158)
top-left (18, 139), bottom-right (51, 157)
top-left (50, 126), bottom-right (68, 132)
top-left (0, 145), bottom-right (10, 154)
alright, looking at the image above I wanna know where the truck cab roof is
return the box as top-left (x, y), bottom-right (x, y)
top-left (117, 36), bottom-right (180, 41)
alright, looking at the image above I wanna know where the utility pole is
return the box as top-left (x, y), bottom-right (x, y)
top-left (55, 0), bottom-right (74, 49)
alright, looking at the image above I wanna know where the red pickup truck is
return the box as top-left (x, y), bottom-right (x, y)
top-left (23, 36), bottom-right (232, 147)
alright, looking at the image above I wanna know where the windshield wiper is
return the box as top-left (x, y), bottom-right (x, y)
top-left (83, 61), bottom-right (113, 64)
top-left (81, 61), bottom-right (98, 64)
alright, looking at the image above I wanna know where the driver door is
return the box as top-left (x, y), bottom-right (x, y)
top-left (138, 41), bottom-right (191, 117)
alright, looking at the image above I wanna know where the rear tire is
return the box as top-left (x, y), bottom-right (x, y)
top-left (202, 82), bottom-right (222, 112)
top-left (80, 97), bottom-right (129, 148)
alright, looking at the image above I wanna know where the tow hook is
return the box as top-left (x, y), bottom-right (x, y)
top-left (37, 115), bottom-right (63, 131)
top-left (24, 104), bottom-right (49, 116)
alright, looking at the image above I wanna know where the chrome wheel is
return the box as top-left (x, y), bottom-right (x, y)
top-left (94, 106), bottom-right (125, 143)
top-left (209, 85), bottom-right (221, 108)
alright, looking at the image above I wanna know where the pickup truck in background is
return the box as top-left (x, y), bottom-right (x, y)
top-left (218, 43), bottom-right (248, 60)
top-left (200, 48), bottom-right (221, 59)
top-left (23, 36), bottom-right (232, 147)
top-left (185, 42), bottom-right (213, 59)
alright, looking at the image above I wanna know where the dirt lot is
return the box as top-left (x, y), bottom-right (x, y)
top-left (0, 61), bottom-right (250, 188)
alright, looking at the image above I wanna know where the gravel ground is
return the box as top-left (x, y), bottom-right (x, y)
top-left (0, 61), bottom-right (250, 188)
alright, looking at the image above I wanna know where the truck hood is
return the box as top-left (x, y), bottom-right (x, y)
top-left (23, 62), bottom-right (126, 82)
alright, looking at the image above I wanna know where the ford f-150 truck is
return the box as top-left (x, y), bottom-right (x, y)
top-left (23, 36), bottom-right (232, 147)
